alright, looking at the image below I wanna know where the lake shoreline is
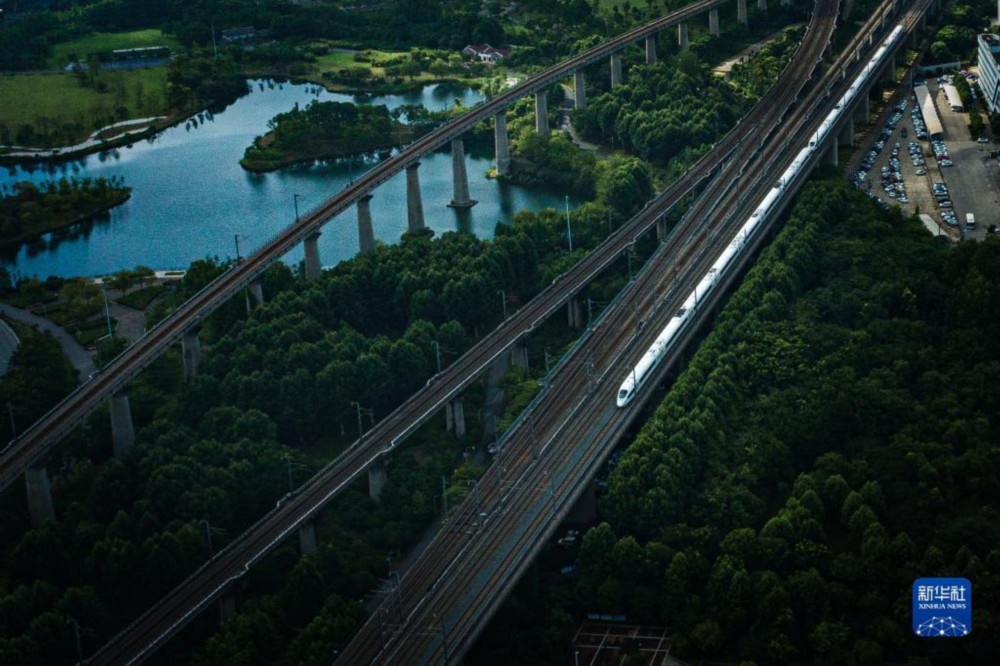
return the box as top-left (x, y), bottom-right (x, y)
top-left (1, 189), bottom-right (132, 251)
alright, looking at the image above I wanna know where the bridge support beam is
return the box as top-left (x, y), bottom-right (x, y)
top-left (839, 118), bottom-right (855, 148)
top-left (446, 397), bottom-right (467, 437)
top-left (495, 112), bottom-right (511, 176)
top-left (406, 162), bottom-right (426, 233)
top-left (573, 71), bottom-right (587, 109)
top-left (511, 341), bottom-right (529, 372)
top-left (299, 520), bottom-right (319, 556)
top-left (249, 280), bottom-right (265, 306)
top-left (368, 457), bottom-right (388, 502)
top-left (758, 0), bottom-right (767, 10)
top-left (709, 8), bottom-right (720, 36)
top-left (182, 330), bottom-right (201, 379)
top-left (645, 36), bottom-right (657, 64)
top-left (110, 390), bottom-right (135, 456)
top-left (304, 231), bottom-right (322, 280)
top-left (25, 466), bottom-right (55, 526)
top-left (357, 194), bottom-right (376, 253)
top-left (219, 591), bottom-right (237, 622)
top-left (738, 0), bottom-right (748, 26)
top-left (610, 53), bottom-right (623, 87)
top-left (567, 296), bottom-right (583, 329)
top-left (534, 90), bottom-right (550, 137)
top-left (448, 139), bottom-right (477, 208)
top-left (825, 143), bottom-right (839, 167)
top-left (678, 23), bottom-right (689, 50)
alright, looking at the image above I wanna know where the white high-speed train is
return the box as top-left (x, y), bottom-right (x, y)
top-left (616, 25), bottom-right (905, 408)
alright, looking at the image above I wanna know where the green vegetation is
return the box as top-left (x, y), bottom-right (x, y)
top-left (928, 1), bottom-right (993, 63)
top-left (728, 26), bottom-right (806, 98)
top-left (115, 285), bottom-right (164, 311)
top-left (0, 178), bottom-right (131, 249)
top-left (46, 29), bottom-right (180, 69)
top-left (0, 69), bottom-right (170, 149)
top-left (565, 177), bottom-right (1000, 663)
top-left (241, 101), bottom-right (415, 172)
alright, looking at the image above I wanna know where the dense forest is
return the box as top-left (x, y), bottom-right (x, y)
top-left (561, 177), bottom-right (1000, 664)
top-left (0, 177), bottom-right (130, 248)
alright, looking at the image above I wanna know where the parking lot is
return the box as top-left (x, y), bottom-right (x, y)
top-left (849, 77), bottom-right (1000, 240)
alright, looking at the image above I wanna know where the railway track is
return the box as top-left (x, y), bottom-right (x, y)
top-left (342, 0), bottom-right (937, 661)
top-left (338, 0), bottom-right (847, 661)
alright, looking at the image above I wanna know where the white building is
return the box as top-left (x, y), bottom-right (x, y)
top-left (979, 33), bottom-right (1000, 114)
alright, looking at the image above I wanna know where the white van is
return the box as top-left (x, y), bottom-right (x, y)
top-left (966, 213), bottom-right (976, 230)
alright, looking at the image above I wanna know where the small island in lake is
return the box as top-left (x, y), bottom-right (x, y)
top-left (0, 177), bottom-right (131, 250)
top-left (240, 100), bottom-right (419, 172)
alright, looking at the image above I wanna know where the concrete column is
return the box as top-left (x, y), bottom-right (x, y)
top-left (405, 162), bottom-right (425, 233)
top-left (758, 0), bottom-right (767, 9)
top-left (884, 61), bottom-right (895, 85)
top-left (738, 0), bottom-right (748, 25)
top-left (219, 592), bottom-right (237, 622)
top-left (25, 467), bottom-right (55, 526)
top-left (567, 296), bottom-right (583, 328)
top-left (858, 94), bottom-right (869, 122)
top-left (182, 330), bottom-right (201, 379)
top-left (495, 112), bottom-right (511, 176)
top-left (299, 520), bottom-right (319, 556)
top-left (573, 71), bottom-right (587, 110)
top-left (109, 390), bottom-right (135, 456)
top-left (511, 341), bottom-right (529, 372)
top-left (656, 217), bottom-right (669, 241)
top-left (908, 29), bottom-right (917, 48)
top-left (567, 482), bottom-right (598, 523)
top-left (249, 280), bottom-right (264, 305)
top-left (826, 143), bottom-right (838, 167)
top-left (709, 8), bottom-right (720, 36)
top-left (368, 457), bottom-right (388, 502)
top-left (452, 397), bottom-right (466, 437)
top-left (534, 90), bottom-right (549, 137)
top-left (357, 194), bottom-right (375, 253)
top-left (839, 117), bottom-right (854, 147)
top-left (448, 139), bottom-right (476, 208)
top-left (678, 23), bottom-right (689, 50)
top-left (304, 231), bottom-right (322, 280)
top-left (610, 53), bottom-right (623, 87)
top-left (645, 36), bottom-right (657, 64)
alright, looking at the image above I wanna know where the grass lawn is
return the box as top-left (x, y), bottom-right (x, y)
top-left (0, 69), bottom-right (170, 146)
top-left (47, 29), bottom-right (181, 69)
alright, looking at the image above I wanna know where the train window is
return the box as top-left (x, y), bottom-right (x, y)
top-left (618, 389), bottom-right (628, 401)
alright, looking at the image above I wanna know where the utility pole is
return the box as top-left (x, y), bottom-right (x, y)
top-left (6, 402), bottom-right (15, 438)
top-left (294, 193), bottom-right (301, 223)
top-left (350, 401), bottom-right (363, 437)
top-left (498, 290), bottom-right (507, 319)
top-left (101, 284), bottom-right (113, 340)
top-left (431, 340), bottom-right (442, 374)
top-left (234, 233), bottom-right (242, 263)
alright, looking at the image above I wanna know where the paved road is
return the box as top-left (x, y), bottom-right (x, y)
top-left (0, 304), bottom-right (94, 383)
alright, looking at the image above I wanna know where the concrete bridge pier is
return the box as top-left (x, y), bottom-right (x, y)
top-left (219, 592), bottom-right (237, 622)
top-left (357, 194), bottom-right (376, 253)
top-left (511, 341), bottom-right (529, 372)
top-left (645, 36), bottom-right (657, 64)
top-left (567, 482), bottom-right (597, 524)
top-left (839, 118), bottom-right (854, 147)
top-left (738, 0), bottom-right (748, 26)
top-left (182, 329), bottom-right (201, 379)
top-left (405, 162), bottom-right (426, 233)
top-left (534, 90), bottom-right (550, 137)
top-left (883, 60), bottom-right (895, 85)
top-left (656, 217), bottom-right (669, 241)
top-left (825, 143), bottom-right (838, 167)
top-left (25, 466), bottom-right (55, 526)
top-left (495, 112), bottom-right (511, 175)
top-left (110, 390), bottom-right (135, 456)
top-left (610, 53), bottom-right (623, 87)
top-left (448, 139), bottom-right (477, 208)
top-left (368, 457), bottom-right (388, 502)
top-left (856, 94), bottom-right (869, 123)
top-left (446, 397), bottom-right (467, 437)
top-left (304, 231), bottom-right (323, 280)
top-left (567, 296), bottom-right (583, 328)
top-left (678, 23), bottom-right (689, 50)
top-left (299, 520), bottom-right (319, 556)
top-left (709, 8), bottom-right (720, 36)
top-left (573, 71), bottom-right (587, 109)
top-left (758, 0), bottom-right (767, 10)
top-left (249, 280), bottom-right (265, 306)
